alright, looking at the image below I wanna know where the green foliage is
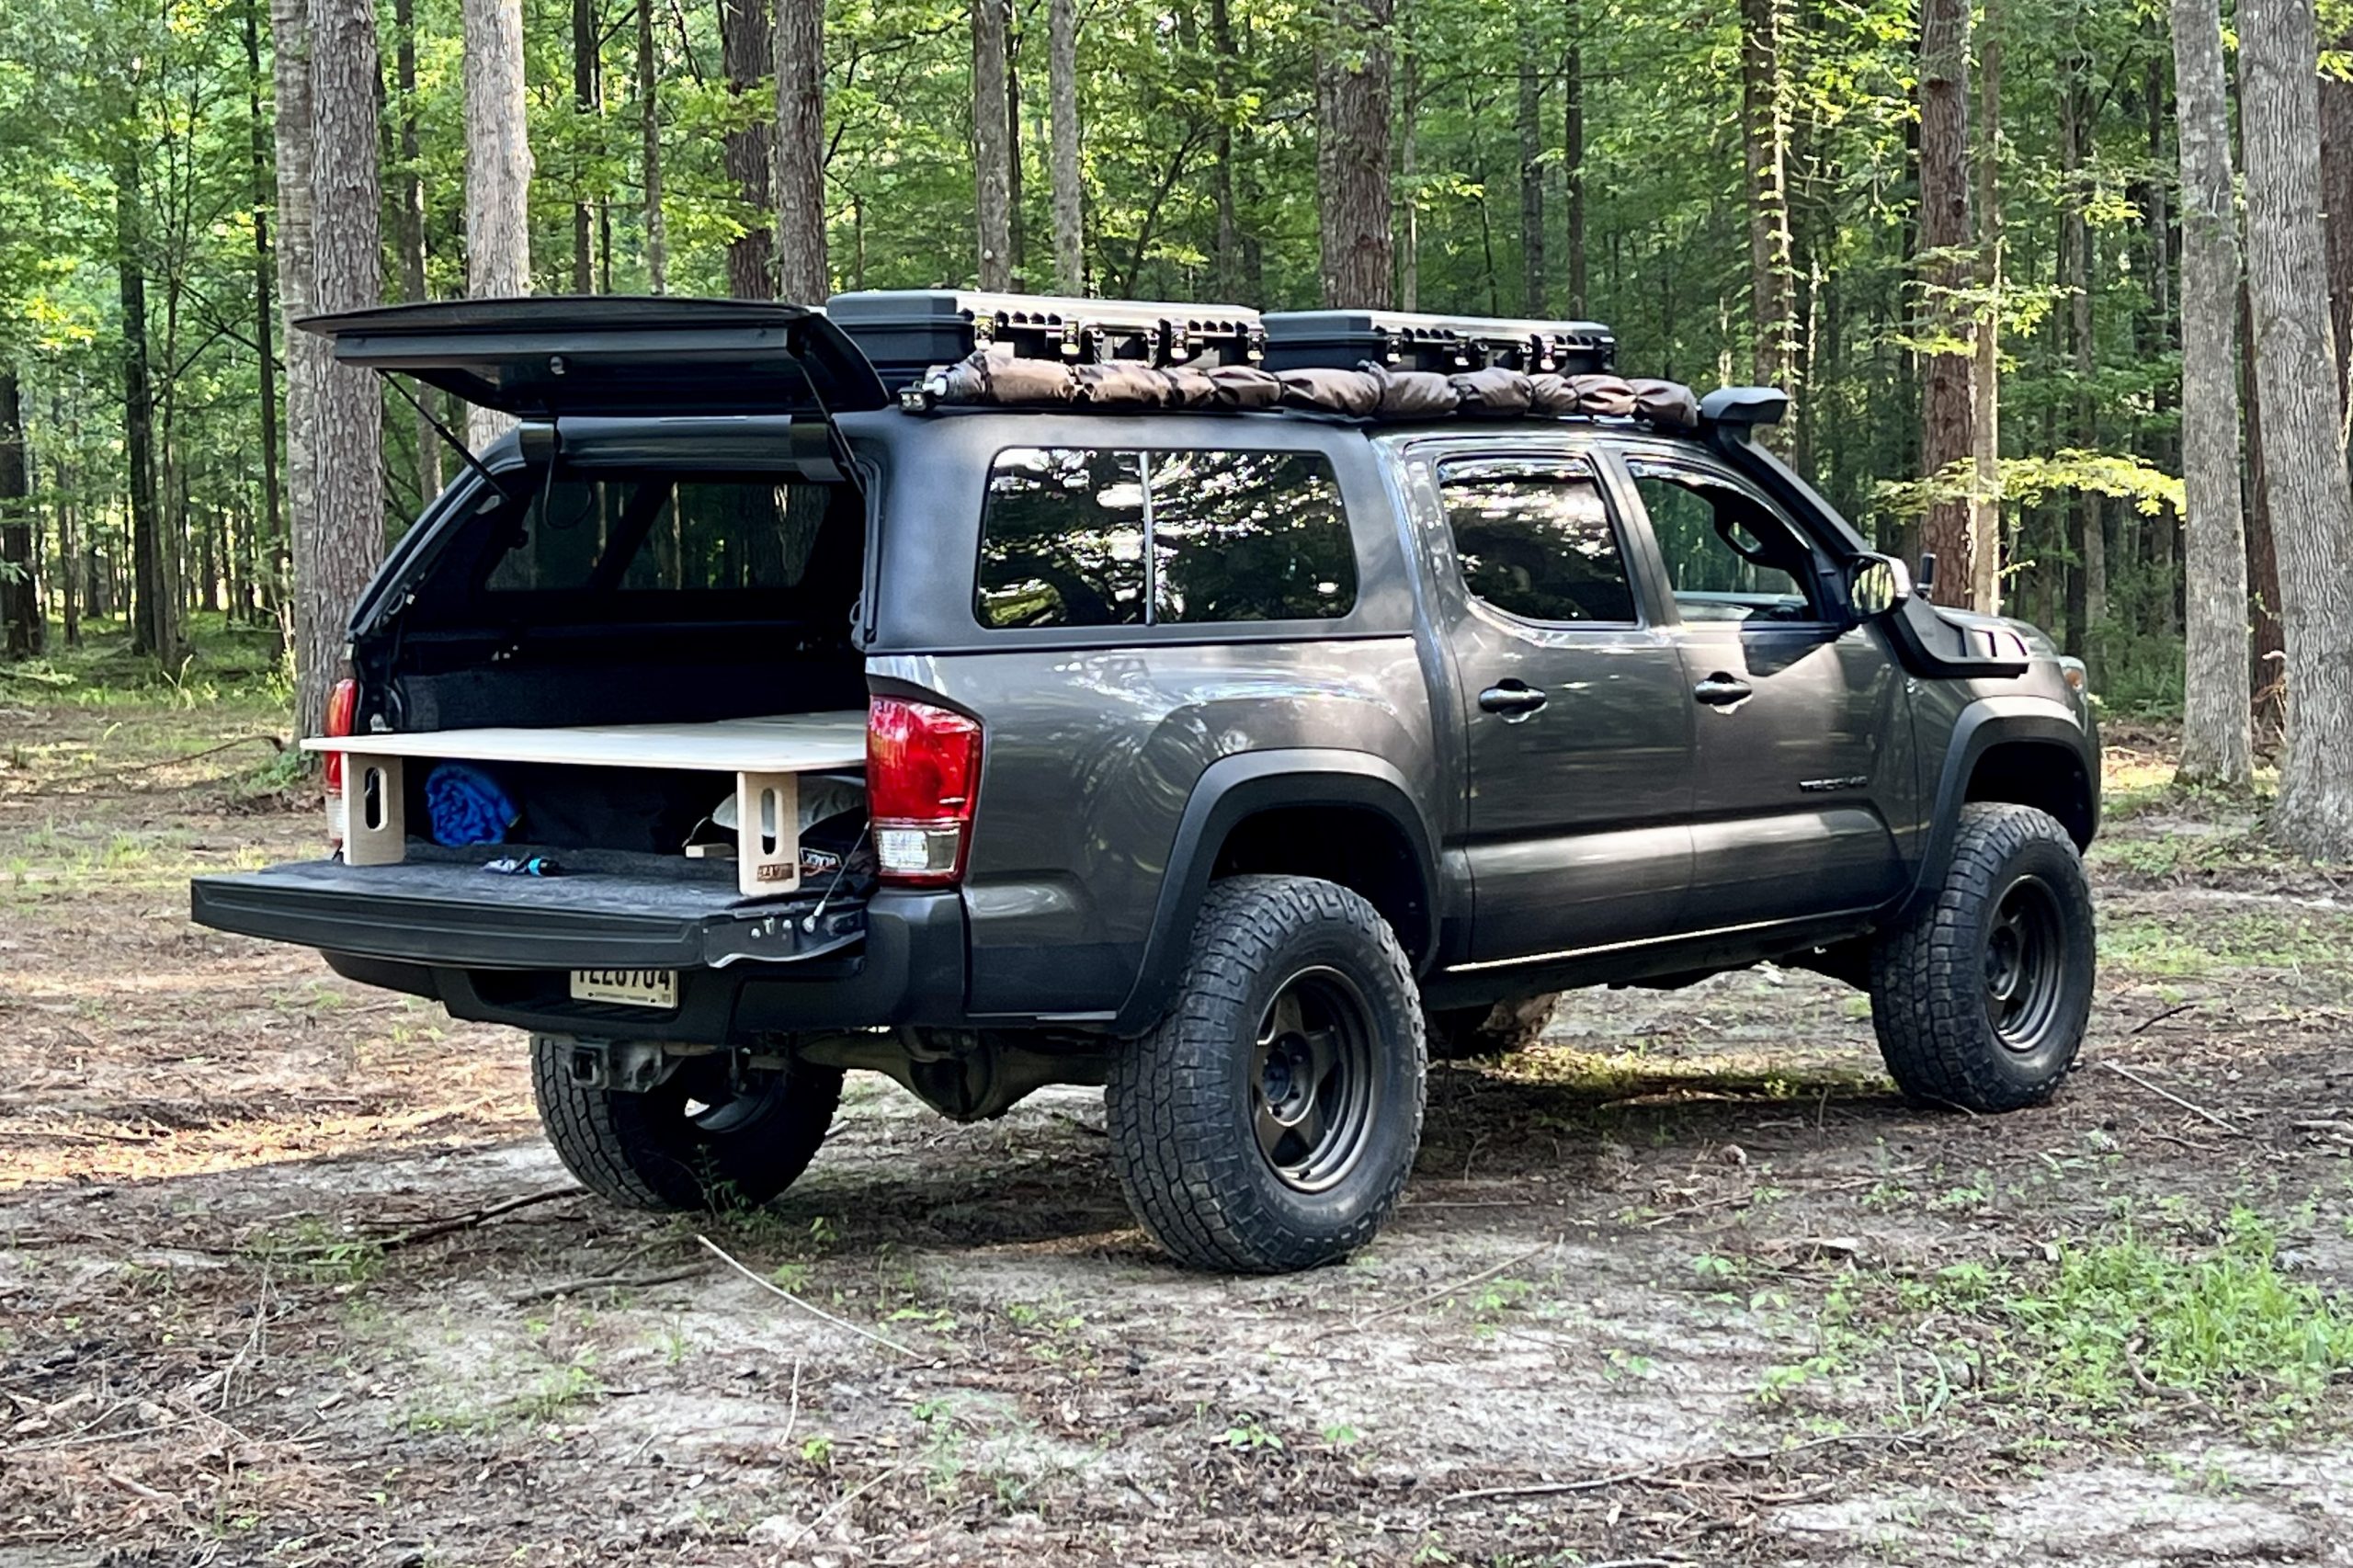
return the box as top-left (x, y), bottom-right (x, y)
top-left (0, 0), bottom-right (2205, 675)
top-left (1776, 1211), bottom-right (2353, 1433)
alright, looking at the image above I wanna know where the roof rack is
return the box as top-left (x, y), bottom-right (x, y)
top-left (826, 290), bottom-right (1265, 392)
top-left (1261, 310), bottom-right (1616, 376)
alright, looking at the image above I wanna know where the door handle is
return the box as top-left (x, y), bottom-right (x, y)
top-left (1692, 674), bottom-right (1754, 708)
top-left (1478, 682), bottom-right (1549, 716)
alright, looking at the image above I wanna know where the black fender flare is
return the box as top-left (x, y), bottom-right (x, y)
top-left (1899, 695), bottom-right (2098, 919)
top-left (1109, 749), bottom-right (1441, 1035)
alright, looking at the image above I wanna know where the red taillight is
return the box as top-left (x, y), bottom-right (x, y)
top-left (322, 677), bottom-right (358, 792)
top-left (866, 696), bottom-right (982, 885)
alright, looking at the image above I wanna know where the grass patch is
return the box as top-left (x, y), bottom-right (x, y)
top-left (2089, 827), bottom-right (2301, 883)
top-left (1494, 1044), bottom-right (1890, 1105)
top-left (1771, 1210), bottom-right (2353, 1437)
top-left (2100, 907), bottom-right (2353, 978)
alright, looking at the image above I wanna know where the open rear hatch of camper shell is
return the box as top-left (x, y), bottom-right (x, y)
top-left (298, 296), bottom-right (891, 422)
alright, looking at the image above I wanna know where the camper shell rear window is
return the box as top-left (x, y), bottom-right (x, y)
top-left (414, 466), bottom-right (864, 624)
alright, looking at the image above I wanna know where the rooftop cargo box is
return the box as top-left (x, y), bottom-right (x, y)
top-left (826, 290), bottom-right (1265, 392)
top-left (1260, 310), bottom-right (1616, 377)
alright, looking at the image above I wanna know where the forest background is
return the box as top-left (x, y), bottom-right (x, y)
top-left (3, 0), bottom-right (2352, 849)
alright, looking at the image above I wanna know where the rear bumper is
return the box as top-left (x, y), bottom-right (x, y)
top-left (189, 859), bottom-right (969, 1037)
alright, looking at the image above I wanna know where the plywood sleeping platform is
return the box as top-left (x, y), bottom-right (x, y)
top-left (302, 713), bottom-right (868, 898)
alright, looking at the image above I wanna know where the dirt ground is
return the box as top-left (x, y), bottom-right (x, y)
top-left (4, 681), bottom-right (2351, 1567)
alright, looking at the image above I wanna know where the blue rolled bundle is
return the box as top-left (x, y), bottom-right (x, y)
top-left (425, 763), bottom-right (517, 846)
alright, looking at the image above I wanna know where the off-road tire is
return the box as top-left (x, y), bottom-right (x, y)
top-left (1106, 875), bottom-right (1426, 1273)
top-left (1869, 803), bottom-right (2095, 1111)
top-left (1426, 994), bottom-right (1558, 1060)
top-left (530, 1037), bottom-right (843, 1210)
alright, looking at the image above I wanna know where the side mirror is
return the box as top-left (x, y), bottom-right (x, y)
top-left (1847, 552), bottom-right (1912, 620)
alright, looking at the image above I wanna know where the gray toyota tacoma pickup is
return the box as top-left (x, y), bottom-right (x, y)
top-left (191, 292), bottom-right (2099, 1273)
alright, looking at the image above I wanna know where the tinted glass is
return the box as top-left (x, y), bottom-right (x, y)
top-left (1631, 464), bottom-right (1817, 622)
top-left (977, 447), bottom-right (1148, 628)
top-left (1440, 461), bottom-right (1637, 624)
top-left (1147, 450), bottom-right (1357, 623)
top-left (482, 472), bottom-right (856, 601)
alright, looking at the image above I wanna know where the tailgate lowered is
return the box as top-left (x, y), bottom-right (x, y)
top-left (190, 859), bottom-right (863, 971)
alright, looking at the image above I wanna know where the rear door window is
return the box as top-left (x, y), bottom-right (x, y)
top-left (1438, 457), bottom-right (1638, 625)
top-left (977, 447), bottom-right (1357, 629)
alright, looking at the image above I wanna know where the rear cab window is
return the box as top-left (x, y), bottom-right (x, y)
top-left (977, 447), bottom-right (1358, 629)
top-left (1435, 455), bottom-right (1639, 626)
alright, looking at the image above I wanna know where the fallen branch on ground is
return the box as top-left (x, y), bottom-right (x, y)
top-left (695, 1233), bottom-right (923, 1358)
top-left (2131, 1001), bottom-right (2200, 1035)
top-left (1356, 1236), bottom-right (1560, 1325)
top-left (28, 733), bottom-right (288, 791)
top-left (512, 1264), bottom-right (710, 1303)
top-left (267, 1186), bottom-right (585, 1258)
top-left (1438, 1426), bottom-right (1934, 1506)
top-left (2098, 1060), bottom-right (2239, 1135)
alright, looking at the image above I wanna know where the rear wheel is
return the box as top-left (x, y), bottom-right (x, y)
top-left (530, 1037), bottom-right (842, 1210)
top-left (1106, 875), bottom-right (1426, 1273)
top-left (1868, 804), bottom-right (2096, 1111)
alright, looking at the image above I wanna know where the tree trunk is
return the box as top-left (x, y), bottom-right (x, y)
top-left (1966, 0), bottom-right (2001, 613)
top-left (392, 0), bottom-right (439, 501)
top-left (269, 0), bottom-right (313, 647)
top-left (1518, 42), bottom-right (1544, 314)
top-left (2320, 30), bottom-right (2353, 407)
top-left (1399, 46), bottom-right (1419, 311)
top-left (1563, 28), bottom-right (1586, 315)
top-left (1915, 0), bottom-right (1972, 603)
top-left (1315, 0), bottom-right (1394, 309)
top-left (1006, 27), bottom-right (1025, 281)
top-left (719, 0), bottom-right (779, 297)
top-left (2241, 0), bottom-right (2353, 856)
top-left (573, 0), bottom-right (597, 293)
top-left (116, 153), bottom-right (177, 664)
top-left (1210, 0), bottom-right (1242, 301)
top-left (1048, 0), bottom-right (1083, 294)
top-left (2062, 51), bottom-right (2103, 676)
top-left (2173, 0), bottom-right (2252, 788)
top-left (1740, 0), bottom-right (1794, 394)
top-left (972, 0), bottom-right (1015, 290)
top-left (0, 369), bottom-right (31, 658)
top-left (303, 0), bottom-right (386, 739)
top-left (465, 0), bottom-right (533, 449)
top-left (776, 0), bottom-right (829, 301)
top-left (638, 0), bottom-right (667, 292)
top-left (240, 0), bottom-right (285, 632)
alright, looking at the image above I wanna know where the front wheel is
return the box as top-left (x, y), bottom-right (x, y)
top-left (1868, 803), bottom-right (2096, 1111)
top-left (1106, 876), bottom-right (1427, 1273)
top-left (530, 1037), bottom-right (843, 1211)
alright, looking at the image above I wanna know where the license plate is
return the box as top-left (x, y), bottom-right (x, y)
top-left (569, 969), bottom-right (678, 1009)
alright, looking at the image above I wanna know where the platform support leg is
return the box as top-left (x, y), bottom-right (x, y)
top-left (342, 755), bottom-right (406, 866)
top-left (735, 770), bottom-right (801, 896)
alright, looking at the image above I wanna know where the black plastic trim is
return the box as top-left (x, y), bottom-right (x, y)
top-left (1108, 750), bottom-right (1439, 1035)
top-left (1898, 699), bottom-right (2098, 918)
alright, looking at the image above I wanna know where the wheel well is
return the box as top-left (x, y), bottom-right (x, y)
top-left (1210, 804), bottom-right (1432, 962)
top-left (1965, 741), bottom-right (2094, 847)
